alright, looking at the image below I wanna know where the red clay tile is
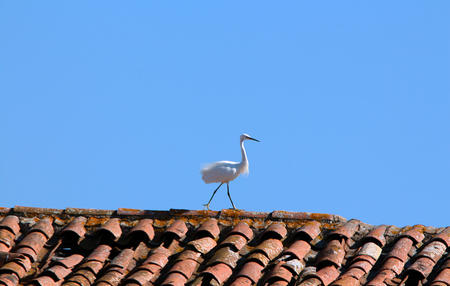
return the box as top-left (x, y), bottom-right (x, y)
top-left (137, 263), bottom-right (161, 274)
top-left (0, 217), bottom-right (20, 236)
top-left (432, 227), bottom-right (450, 247)
top-left (284, 240), bottom-right (311, 260)
top-left (176, 249), bottom-right (202, 262)
top-left (294, 221), bottom-right (321, 241)
top-left (86, 244), bottom-right (112, 262)
top-left (66, 273), bottom-right (92, 286)
top-left (16, 232), bottom-right (47, 256)
top-left (263, 223), bottom-right (287, 240)
top-left (380, 257), bottom-right (404, 275)
top-left (128, 219), bottom-right (154, 241)
top-left (0, 231), bottom-right (15, 250)
top-left (400, 227), bottom-right (425, 244)
top-left (45, 264), bottom-right (71, 280)
top-left (143, 250), bottom-right (170, 268)
top-left (230, 276), bottom-right (253, 286)
top-left (331, 276), bottom-right (360, 286)
top-left (357, 242), bottom-right (382, 261)
top-left (165, 220), bottom-right (188, 239)
top-left (169, 259), bottom-right (198, 279)
top-left (282, 259), bottom-right (304, 275)
top-left (78, 260), bottom-right (104, 274)
top-left (126, 270), bottom-right (155, 286)
top-left (354, 254), bottom-right (377, 266)
top-left (62, 217), bottom-right (87, 239)
top-left (298, 277), bottom-right (322, 286)
top-left (32, 218), bottom-right (54, 239)
top-left (97, 218), bottom-right (122, 241)
top-left (161, 272), bottom-right (186, 286)
top-left (329, 220), bottom-right (360, 240)
top-left (33, 276), bottom-right (57, 286)
top-left (237, 261), bottom-right (264, 283)
top-left (387, 237), bottom-right (414, 262)
top-left (407, 256), bottom-right (435, 279)
top-left (418, 240), bottom-right (447, 262)
top-left (188, 237), bottom-right (217, 254)
top-left (248, 252), bottom-right (270, 267)
top-left (15, 247), bottom-right (37, 262)
top-left (363, 225), bottom-right (387, 246)
top-left (203, 262), bottom-right (233, 284)
top-left (96, 269), bottom-right (124, 286)
top-left (254, 238), bottom-right (284, 260)
top-left (0, 262), bottom-right (27, 278)
top-left (13, 257), bottom-right (31, 273)
top-left (314, 265), bottom-right (340, 286)
top-left (196, 219), bottom-right (220, 239)
top-left (228, 222), bottom-right (253, 241)
top-left (208, 247), bottom-right (240, 268)
top-left (266, 263), bottom-right (293, 283)
top-left (219, 234), bottom-right (247, 251)
top-left (316, 239), bottom-right (345, 268)
top-left (432, 268), bottom-right (450, 285)
top-left (110, 248), bottom-right (134, 269)
top-left (55, 254), bottom-right (84, 269)
top-left (349, 259), bottom-right (372, 274)
top-left (0, 273), bottom-right (19, 286)
top-left (342, 267), bottom-right (365, 280)
top-left (269, 280), bottom-right (289, 286)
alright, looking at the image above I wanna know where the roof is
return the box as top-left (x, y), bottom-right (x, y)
top-left (0, 206), bottom-right (448, 286)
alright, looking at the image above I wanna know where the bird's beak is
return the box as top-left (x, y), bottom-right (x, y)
top-left (248, 137), bottom-right (260, 142)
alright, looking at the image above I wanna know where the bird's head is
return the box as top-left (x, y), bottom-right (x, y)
top-left (240, 133), bottom-right (260, 142)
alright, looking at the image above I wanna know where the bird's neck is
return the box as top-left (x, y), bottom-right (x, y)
top-left (239, 140), bottom-right (249, 174)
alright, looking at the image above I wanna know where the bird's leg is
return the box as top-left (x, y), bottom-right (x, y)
top-left (203, 183), bottom-right (223, 210)
top-left (227, 183), bottom-right (237, 210)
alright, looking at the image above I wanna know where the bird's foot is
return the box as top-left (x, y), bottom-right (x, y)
top-left (203, 203), bottom-right (211, 211)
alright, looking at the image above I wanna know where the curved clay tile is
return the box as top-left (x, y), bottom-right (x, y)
top-left (168, 259), bottom-right (199, 279)
top-left (196, 219), bottom-right (220, 239)
top-left (253, 238), bottom-right (284, 261)
top-left (265, 263), bottom-right (293, 284)
top-left (208, 247), bottom-right (240, 268)
top-left (15, 232), bottom-right (48, 262)
top-left (31, 218), bottom-right (54, 239)
top-left (109, 248), bottom-right (134, 269)
top-left (262, 223), bottom-right (287, 240)
top-left (228, 222), bottom-right (253, 241)
top-left (187, 236), bottom-right (217, 254)
top-left (143, 249), bottom-right (170, 268)
top-left (96, 218), bottom-right (122, 241)
top-left (61, 216), bottom-right (87, 239)
top-left (248, 252), bottom-right (270, 267)
top-left (161, 272), bottom-right (186, 286)
top-left (230, 276), bottom-right (253, 286)
top-left (219, 234), bottom-right (247, 251)
top-left (0, 216), bottom-right (20, 236)
top-left (388, 237), bottom-right (414, 262)
top-left (328, 220), bottom-right (360, 241)
top-left (313, 265), bottom-right (340, 286)
top-left (316, 239), bottom-right (345, 268)
top-left (45, 264), bottom-right (71, 281)
top-left (284, 240), bottom-right (311, 260)
top-left (127, 219), bottom-right (154, 242)
top-left (356, 241), bottom-right (382, 261)
top-left (0, 273), bottom-right (19, 286)
top-left (431, 227), bottom-right (450, 247)
top-left (362, 225), bottom-right (387, 247)
top-left (294, 221), bottom-right (321, 241)
top-left (431, 264), bottom-right (450, 286)
top-left (54, 254), bottom-right (84, 269)
top-left (0, 230), bottom-right (16, 252)
top-left (399, 227), bottom-right (425, 244)
top-left (164, 220), bottom-right (188, 239)
top-left (176, 249), bottom-right (201, 262)
top-left (202, 262), bottom-right (233, 284)
top-left (235, 261), bottom-right (264, 284)
top-left (282, 259), bottom-right (304, 276)
top-left (85, 244), bottom-right (112, 262)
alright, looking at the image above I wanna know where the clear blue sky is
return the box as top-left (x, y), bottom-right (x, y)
top-left (1, 1), bottom-right (449, 227)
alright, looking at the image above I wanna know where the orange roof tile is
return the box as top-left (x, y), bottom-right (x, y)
top-left (0, 206), bottom-right (447, 286)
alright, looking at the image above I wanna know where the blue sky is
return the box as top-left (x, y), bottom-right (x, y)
top-left (1, 1), bottom-right (449, 227)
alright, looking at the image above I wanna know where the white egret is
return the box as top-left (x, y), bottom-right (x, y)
top-left (201, 134), bottom-right (260, 210)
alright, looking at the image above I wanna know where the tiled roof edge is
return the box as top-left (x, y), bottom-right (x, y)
top-left (0, 206), bottom-right (346, 225)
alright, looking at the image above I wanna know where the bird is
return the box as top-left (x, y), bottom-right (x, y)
top-left (201, 133), bottom-right (260, 210)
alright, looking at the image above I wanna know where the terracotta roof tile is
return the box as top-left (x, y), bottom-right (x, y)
top-left (61, 217), bottom-right (87, 240)
top-left (0, 207), bottom-right (445, 286)
top-left (0, 216), bottom-right (20, 236)
top-left (227, 222), bottom-right (253, 241)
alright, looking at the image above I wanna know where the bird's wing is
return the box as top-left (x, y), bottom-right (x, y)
top-left (201, 161), bottom-right (238, 183)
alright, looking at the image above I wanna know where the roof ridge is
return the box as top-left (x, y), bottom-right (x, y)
top-left (1, 206), bottom-right (346, 225)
